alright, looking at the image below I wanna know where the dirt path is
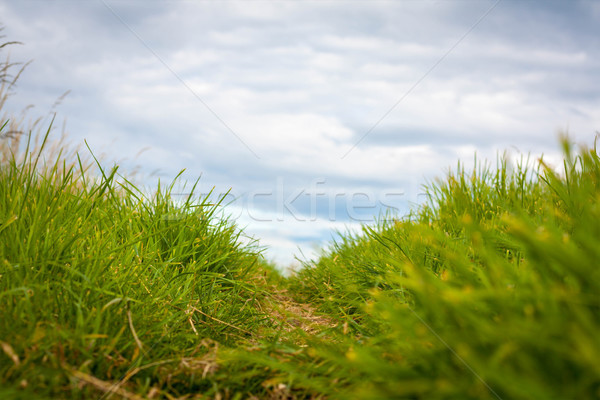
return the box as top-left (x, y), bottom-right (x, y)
top-left (261, 289), bottom-right (336, 336)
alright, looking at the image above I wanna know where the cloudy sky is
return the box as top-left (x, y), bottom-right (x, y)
top-left (1, 0), bottom-right (599, 268)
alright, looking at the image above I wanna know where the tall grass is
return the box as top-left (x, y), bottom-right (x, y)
top-left (283, 137), bottom-right (600, 399)
top-left (0, 122), bottom-right (274, 398)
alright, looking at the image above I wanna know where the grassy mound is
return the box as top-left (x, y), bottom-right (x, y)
top-left (2, 123), bottom-right (598, 399)
top-left (283, 138), bottom-right (600, 399)
top-left (0, 125), bottom-right (271, 398)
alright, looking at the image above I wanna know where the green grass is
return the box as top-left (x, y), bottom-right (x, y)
top-left (281, 137), bottom-right (600, 399)
top-left (0, 123), bottom-right (276, 398)
top-left (2, 125), bottom-right (599, 400)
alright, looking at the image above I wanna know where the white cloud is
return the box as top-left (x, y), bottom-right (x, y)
top-left (2, 0), bottom-right (599, 265)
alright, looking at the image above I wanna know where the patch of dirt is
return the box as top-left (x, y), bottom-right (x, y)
top-left (260, 289), bottom-right (337, 336)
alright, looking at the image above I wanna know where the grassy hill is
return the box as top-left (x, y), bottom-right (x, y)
top-left (286, 138), bottom-right (600, 399)
top-left (2, 124), bottom-right (599, 400)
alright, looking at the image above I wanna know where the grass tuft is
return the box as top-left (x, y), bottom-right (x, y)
top-left (285, 135), bottom-right (600, 399)
top-left (0, 122), bottom-right (271, 398)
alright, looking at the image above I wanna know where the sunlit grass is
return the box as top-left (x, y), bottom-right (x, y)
top-left (281, 136), bottom-right (600, 399)
top-left (0, 122), bottom-right (275, 398)
top-left (2, 107), bottom-right (599, 400)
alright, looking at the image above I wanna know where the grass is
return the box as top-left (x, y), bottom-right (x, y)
top-left (283, 138), bottom-right (600, 399)
top-left (1, 36), bottom-right (599, 399)
top-left (0, 122), bottom-right (276, 399)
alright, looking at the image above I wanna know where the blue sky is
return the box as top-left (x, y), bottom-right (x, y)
top-left (1, 1), bottom-right (599, 268)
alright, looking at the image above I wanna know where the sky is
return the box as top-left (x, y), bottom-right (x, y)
top-left (1, 0), bottom-right (599, 269)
